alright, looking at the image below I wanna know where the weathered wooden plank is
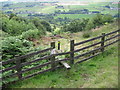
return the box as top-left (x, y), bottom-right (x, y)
top-left (2, 72), bottom-right (18, 80)
top-left (54, 51), bottom-right (70, 56)
top-left (74, 35), bottom-right (102, 46)
top-left (22, 66), bottom-right (63, 80)
top-left (104, 39), bottom-right (120, 48)
top-left (74, 41), bottom-right (102, 53)
top-left (0, 65), bottom-right (16, 73)
top-left (2, 78), bottom-right (19, 88)
top-left (21, 54), bottom-right (53, 67)
top-left (70, 40), bottom-right (74, 64)
top-left (75, 52), bottom-right (101, 64)
top-left (55, 58), bottom-right (70, 63)
top-left (60, 61), bottom-right (71, 69)
top-left (21, 62), bottom-right (51, 74)
top-left (2, 47), bottom-right (53, 65)
top-left (50, 42), bottom-right (56, 71)
top-left (105, 29), bottom-right (120, 36)
top-left (105, 34), bottom-right (120, 42)
top-left (16, 59), bottom-right (22, 80)
top-left (101, 33), bottom-right (105, 52)
top-left (22, 68), bottom-right (52, 80)
top-left (74, 47), bottom-right (101, 59)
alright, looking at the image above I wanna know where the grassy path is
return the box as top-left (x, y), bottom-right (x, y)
top-left (8, 43), bottom-right (118, 88)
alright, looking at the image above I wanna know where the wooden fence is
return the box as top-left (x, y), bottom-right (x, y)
top-left (1, 29), bottom-right (120, 87)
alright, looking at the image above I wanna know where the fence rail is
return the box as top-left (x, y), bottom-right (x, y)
top-left (1, 29), bottom-right (120, 87)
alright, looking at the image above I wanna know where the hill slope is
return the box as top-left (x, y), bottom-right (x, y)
top-left (8, 41), bottom-right (118, 88)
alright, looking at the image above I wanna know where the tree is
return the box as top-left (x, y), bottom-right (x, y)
top-left (92, 14), bottom-right (103, 28)
top-left (85, 19), bottom-right (95, 31)
top-left (9, 13), bottom-right (17, 19)
top-left (31, 17), bottom-right (46, 35)
top-left (62, 19), bottom-right (88, 33)
top-left (2, 16), bottom-right (36, 35)
top-left (40, 21), bottom-right (52, 32)
top-left (102, 14), bottom-right (114, 24)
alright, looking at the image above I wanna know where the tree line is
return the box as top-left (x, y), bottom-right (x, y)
top-left (61, 14), bottom-right (114, 33)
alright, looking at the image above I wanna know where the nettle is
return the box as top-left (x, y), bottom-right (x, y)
top-left (1, 36), bottom-right (33, 61)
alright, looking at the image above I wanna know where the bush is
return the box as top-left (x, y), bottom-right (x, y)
top-left (21, 29), bottom-right (42, 40)
top-left (31, 17), bottom-right (46, 35)
top-left (1, 36), bottom-right (33, 61)
top-left (62, 19), bottom-right (88, 33)
top-left (53, 28), bottom-right (62, 35)
top-left (85, 19), bottom-right (95, 31)
top-left (2, 17), bottom-right (36, 35)
top-left (40, 21), bottom-right (52, 32)
top-left (82, 31), bottom-right (92, 38)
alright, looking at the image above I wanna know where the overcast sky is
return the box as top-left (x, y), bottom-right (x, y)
top-left (0, 0), bottom-right (119, 2)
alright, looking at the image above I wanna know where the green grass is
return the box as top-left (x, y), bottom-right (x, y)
top-left (8, 43), bottom-right (118, 88)
top-left (54, 14), bottom-right (96, 19)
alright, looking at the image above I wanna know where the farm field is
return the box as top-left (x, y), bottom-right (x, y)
top-left (54, 14), bottom-right (96, 19)
top-left (1, 1), bottom-right (118, 20)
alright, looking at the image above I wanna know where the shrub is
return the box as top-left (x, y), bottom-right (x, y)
top-left (82, 31), bottom-right (92, 38)
top-left (85, 19), bottom-right (95, 31)
top-left (40, 21), bottom-right (52, 32)
top-left (62, 19), bottom-right (88, 33)
top-left (31, 17), bottom-right (46, 35)
top-left (53, 28), bottom-right (62, 35)
top-left (1, 36), bottom-right (33, 61)
top-left (2, 17), bottom-right (36, 35)
top-left (21, 29), bottom-right (42, 40)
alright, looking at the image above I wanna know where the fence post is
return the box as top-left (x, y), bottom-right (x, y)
top-left (58, 41), bottom-right (60, 50)
top-left (50, 42), bottom-right (56, 71)
top-left (16, 56), bottom-right (22, 80)
top-left (70, 40), bottom-right (74, 65)
top-left (101, 33), bottom-right (105, 52)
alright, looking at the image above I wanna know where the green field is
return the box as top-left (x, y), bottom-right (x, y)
top-left (54, 14), bottom-right (96, 19)
top-left (2, 2), bottom-right (118, 18)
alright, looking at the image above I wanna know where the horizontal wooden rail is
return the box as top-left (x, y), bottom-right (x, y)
top-left (0, 65), bottom-right (16, 73)
top-left (54, 51), bottom-right (70, 56)
top-left (74, 35), bottom-right (102, 46)
top-left (104, 39), bottom-right (120, 48)
top-left (22, 65), bottom-right (63, 80)
top-left (2, 47), bottom-right (53, 65)
top-left (21, 62), bottom-right (51, 74)
top-left (2, 66), bottom-right (64, 87)
top-left (75, 52), bottom-right (101, 64)
top-left (105, 29), bottom-right (120, 36)
top-left (74, 47), bottom-right (102, 59)
top-left (2, 72), bottom-right (17, 80)
top-left (105, 34), bottom-right (120, 42)
top-left (21, 54), bottom-right (53, 67)
top-left (74, 41), bottom-right (101, 53)
top-left (2, 78), bottom-right (19, 88)
top-left (55, 58), bottom-right (70, 63)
